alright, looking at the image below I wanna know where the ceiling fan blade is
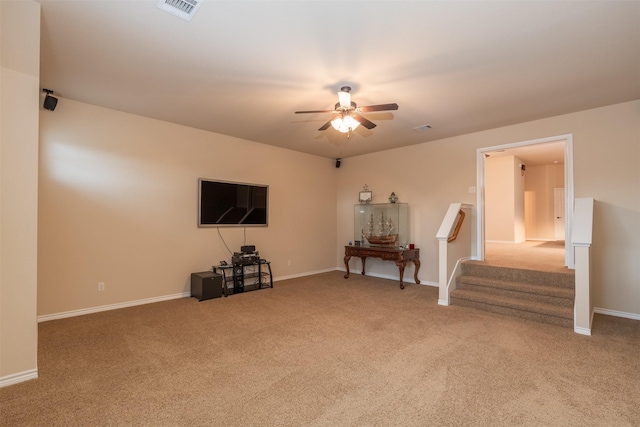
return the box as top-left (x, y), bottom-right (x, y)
top-left (352, 114), bottom-right (376, 130)
top-left (295, 109), bottom-right (335, 114)
top-left (356, 103), bottom-right (399, 113)
top-left (318, 120), bottom-right (333, 131)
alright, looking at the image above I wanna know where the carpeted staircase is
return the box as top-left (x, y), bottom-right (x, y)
top-left (451, 260), bottom-right (575, 328)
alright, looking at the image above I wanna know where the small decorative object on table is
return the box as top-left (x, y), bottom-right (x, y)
top-left (359, 184), bottom-right (372, 204)
top-left (388, 192), bottom-right (398, 203)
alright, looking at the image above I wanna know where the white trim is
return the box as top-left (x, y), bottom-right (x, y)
top-left (574, 326), bottom-right (592, 336)
top-left (336, 267), bottom-right (437, 287)
top-left (564, 135), bottom-right (575, 268)
top-left (273, 268), bottom-right (337, 282)
top-left (37, 268), bottom-right (338, 322)
top-left (477, 154), bottom-right (486, 261)
top-left (594, 307), bottom-right (640, 321)
top-left (0, 369), bottom-right (38, 388)
top-left (446, 256), bottom-right (470, 290)
top-left (37, 292), bottom-right (191, 322)
top-left (438, 256), bottom-right (471, 306)
top-left (477, 134), bottom-right (574, 267)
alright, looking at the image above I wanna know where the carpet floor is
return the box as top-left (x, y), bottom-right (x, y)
top-left (484, 240), bottom-right (567, 272)
top-left (1, 271), bottom-right (638, 426)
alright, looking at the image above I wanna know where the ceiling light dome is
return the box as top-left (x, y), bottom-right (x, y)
top-left (331, 114), bottom-right (360, 133)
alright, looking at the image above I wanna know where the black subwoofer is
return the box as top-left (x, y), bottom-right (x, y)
top-left (191, 271), bottom-right (223, 301)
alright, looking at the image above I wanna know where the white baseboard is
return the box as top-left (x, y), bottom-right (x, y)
top-left (273, 267), bottom-right (338, 282)
top-left (573, 308), bottom-right (640, 335)
top-left (574, 326), bottom-right (592, 336)
top-left (336, 267), bottom-right (437, 287)
top-left (37, 269), bottom-right (337, 322)
top-left (0, 369), bottom-right (38, 388)
top-left (37, 267), bottom-right (442, 323)
top-left (37, 292), bottom-right (190, 323)
top-left (594, 307), bottom-right (640, 321)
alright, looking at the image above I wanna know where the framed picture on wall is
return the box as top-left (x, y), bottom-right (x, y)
top-left (359, 191), bottom-right (372, 204)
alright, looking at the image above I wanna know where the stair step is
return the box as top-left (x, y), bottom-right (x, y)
top-left (451, 288), bottom-right (573, 328)
top-left (457, 275), bottom-right (574, 307)
top-left (453, 260), bottom-right (576, 328)
top-left (461, 261), bottom-right (574, 289)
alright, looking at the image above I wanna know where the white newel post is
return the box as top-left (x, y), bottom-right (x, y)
top-left (572, 198), bottom-right (594, 335)
top-left (436, 203), bottom-right (472, 306)
top-left (438, 239), bottom-right (449, 305)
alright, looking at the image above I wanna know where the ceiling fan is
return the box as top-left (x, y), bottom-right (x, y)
top-left (295, 86), bottom-right (399, 134)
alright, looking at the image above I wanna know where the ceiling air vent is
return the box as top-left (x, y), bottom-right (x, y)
top-left (413, 124), bottom-right (432, 132)
top-left (157, 0), bottom-right (202, 21)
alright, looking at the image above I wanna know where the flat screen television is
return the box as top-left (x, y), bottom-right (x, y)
top-left (198, 179), bottom-right (268, 227)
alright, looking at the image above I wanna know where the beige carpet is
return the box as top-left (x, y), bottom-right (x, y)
top-left (2, 271), bottom-right (639, 426)
top-left (485, 240), bottom-right (567, 272)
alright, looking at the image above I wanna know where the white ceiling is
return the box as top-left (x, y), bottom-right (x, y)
top-left (38, 1), bottom-right (640, 159)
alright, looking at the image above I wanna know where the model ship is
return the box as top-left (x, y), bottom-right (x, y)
top-left (362, 212), bottom-right (398, 246)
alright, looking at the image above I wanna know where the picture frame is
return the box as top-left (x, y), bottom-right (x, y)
top-left (359, 191), bottom-right (372, 204)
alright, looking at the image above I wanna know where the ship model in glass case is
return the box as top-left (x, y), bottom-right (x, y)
top-left (362, 211), bottom-right (398, 245)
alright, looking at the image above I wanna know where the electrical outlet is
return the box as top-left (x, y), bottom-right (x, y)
top-left (468, 186), bottom-right (476, 194)
top-left (287, 260), bottom-right (292, 266)
top-left (98, 282), bottom-right (105, 292)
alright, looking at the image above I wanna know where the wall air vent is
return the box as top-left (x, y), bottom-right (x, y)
top-left (157, 0), bottom-right (202, 21)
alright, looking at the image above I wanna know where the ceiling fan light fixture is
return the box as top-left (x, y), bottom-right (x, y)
top-left (296, 85), bottom-right (396, 134)
top-left (337, 90), bottom-right (351, 109)
top-left (331, 114), bottom-right (360, 133)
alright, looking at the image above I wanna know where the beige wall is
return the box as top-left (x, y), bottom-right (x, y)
top-left (0, 1), bottom-right (40, 381)
top-left (485, 155), bottom-right (526, 243)
top-left (38, 99), bottom-right (337, 316)
top-left (337, 100), bottom-right (639, 316)
top-left (336, 137), bottom-right (478, 285)
top-left (525, 163), bottom-right (564, 240)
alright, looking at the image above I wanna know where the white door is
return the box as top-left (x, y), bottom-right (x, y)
top-left (554, 188), bottom-right (565, 241)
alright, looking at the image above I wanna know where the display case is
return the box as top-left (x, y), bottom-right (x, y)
top-left (354, 203), bottom-right (408, 247)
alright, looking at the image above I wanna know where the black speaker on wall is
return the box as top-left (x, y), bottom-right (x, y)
top-left (335, 158), bottom-right (341, 168)
top-left (42, 89), bottom-right (58, 111)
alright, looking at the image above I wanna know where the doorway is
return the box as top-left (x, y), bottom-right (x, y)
top-left (476, 135), bottom-right (574, 269)
top-left (554, 187), bottom-right (566, 240)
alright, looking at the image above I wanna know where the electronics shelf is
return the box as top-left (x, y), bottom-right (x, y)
top-left (214, 259), bottom-right (273, 296)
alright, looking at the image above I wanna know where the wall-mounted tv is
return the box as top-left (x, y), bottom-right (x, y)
top-left (198, 179), bottom-right (268, 227)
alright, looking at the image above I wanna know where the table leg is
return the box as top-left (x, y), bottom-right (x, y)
top-left (360, 257), bottom-right (367, 275)
top-left (220, 269), bottom-right (228, 297)
top-left (344, 255), bottom-right (351, 278)
top-left (412, 258), bottom-right (421, 285)
top-left (396, 261), bottom-right (407, 289)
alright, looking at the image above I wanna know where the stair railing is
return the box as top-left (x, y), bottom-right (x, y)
top-left (572, 197), bottom-right (594, 335)
top-left (447, 209), bottom-right (466, 243)
top-left (436, 203), bottom-right (473, 306)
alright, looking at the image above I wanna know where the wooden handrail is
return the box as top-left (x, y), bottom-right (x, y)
top-left (447, 210), bottom-right (465, 243)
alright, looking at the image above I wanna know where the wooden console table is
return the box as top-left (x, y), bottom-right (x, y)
top-left (344, 245), bottom-right (420, 289)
